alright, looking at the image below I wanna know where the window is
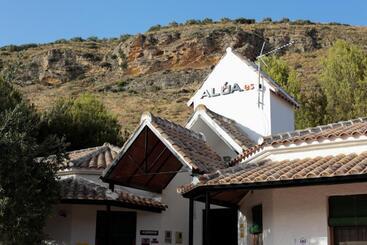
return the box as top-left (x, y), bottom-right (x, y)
top-left (249, 205), bottom-right (263, 245)
top-left (329, 195), bottom-right (367, 244)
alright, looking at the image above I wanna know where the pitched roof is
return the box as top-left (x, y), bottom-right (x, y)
top-left (202, 106), bottom-right (256, 150)
top-left (231, 117), bottom-right (367, 165)
top-left (148, 113), bottom-right (226, 173)
top-left (63, 143), bottom-right (120, 170)
top-left (60, 176), bottom-right (166, 211)
top-left (179, 151), bottom-right (367, 195)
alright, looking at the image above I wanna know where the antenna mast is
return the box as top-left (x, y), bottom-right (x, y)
top-left (256, 41), bottom-right (294, 107)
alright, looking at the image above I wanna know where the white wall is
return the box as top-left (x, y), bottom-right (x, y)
top-left (189, 117), bottom-right (238, 159)
top-left (270, 94), bottom-right (295, 134)
top-left (45, 171), bottom-right (192, 245)
top-left (190, 48), bottom-right (295, 141)
top-left (239, 182), bottom-right (367, 245)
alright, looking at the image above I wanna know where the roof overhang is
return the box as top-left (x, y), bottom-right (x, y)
top-left (183, 174), bottom-right (367, 204)
top-left (60, 199), bottom-right (165, 213)
top-left (102, 121), bottom-right (191, 193)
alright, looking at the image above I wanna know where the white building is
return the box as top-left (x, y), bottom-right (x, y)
top-left (45, 47), bottom-right (367, 245)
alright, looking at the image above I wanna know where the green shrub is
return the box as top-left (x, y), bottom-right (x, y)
top-left (54, 38), bottom-right (68, 44)
top-left (185, 19), bottom-right (201, 25)
top-left (279, 17), bottom-right (290, 23)
top-left (262, 17), bottom-right (273, 23)
top-left (220, 17), bottom-right (232, 23)
top-left (87, 36), bottom-right (99, 42)
top-left (119, 34), bottom-right (132, 42)
top-left (148, 24), bottom-right (162, 32)
top-left (70, 37), bottom-right (84, 42)
top-left (42, 93), bottom-right (124, 150)
top-left (168, 21), bottom-right (179, 27)
top-left (201, 18), bottom-right (213, 24)
top-left (291, 19), bottom-right (315, 25)
top-left (234, 18), bottom-right (255, 24)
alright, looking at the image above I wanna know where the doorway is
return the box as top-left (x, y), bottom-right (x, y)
top-left (203, 208), bottom-right (238, 245)
top-left (95, 211), bottom-right (137, 245)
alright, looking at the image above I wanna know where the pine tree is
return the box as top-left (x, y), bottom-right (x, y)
top-left (320, 40), bottom-right (367, 122)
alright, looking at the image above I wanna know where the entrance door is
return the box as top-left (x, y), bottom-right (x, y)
top-left (203, 208), bottom-right (238, 245)
top-left (96, 211), bottom-right (137, 245)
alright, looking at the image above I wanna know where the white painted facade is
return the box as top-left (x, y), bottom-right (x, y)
top-left (45, 171), bottom-right (192, 245)
top-left (44, 46), bottom-right (367, 245)
top-left (239, 183), bottom-right (367, 245)
top-left (235, 133), bottom-right (367, 245)
top-left (188, 47), bottom-right (296, 143)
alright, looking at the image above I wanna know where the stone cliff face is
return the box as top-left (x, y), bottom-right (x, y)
top-left (1, 22), bottom-right (366, 129)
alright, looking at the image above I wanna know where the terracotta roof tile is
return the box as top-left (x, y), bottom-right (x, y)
top-left (231, 117), bottom-right (367, 164)
top-left (60, 176), bottom-right (166, 210)
top-left (203, 107), bottom-right (255, 150)
top-left (63, 143), bottom-right (120, 170)
top-left (149, 113), bottom-right (227, 173)
top-left (179, 151), bottom-right (367, 194)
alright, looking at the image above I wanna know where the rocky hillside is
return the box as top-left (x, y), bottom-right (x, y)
top-left (1, 21), bottom-right (367, 131)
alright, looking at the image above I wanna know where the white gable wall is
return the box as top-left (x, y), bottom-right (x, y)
top-left (270, 93), bottom-right (295, 134)
top-left (189, 117), bottom-right (238, 159)
top-left (189, 48), bottom-right (295, 142)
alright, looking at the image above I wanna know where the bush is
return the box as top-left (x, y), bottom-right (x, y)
top-left (69, 37), bottom-right (84, 42)
top-left (185, 19), bottom-right (201, 25)
top-left (0, 43), bottom-right (38, 52)
top-left (279, 17), bottom-right (290, 23)
top-left (54, 39), bottom-right (68, 44)
top-left (119, 34), bottom-right (132, 42)
top-left (87, 36), bottom-right (99, 42)
top-left (291, 19), bottom-right (315, 25)
top-left (234, 18), bottom-right (255, 24)
top-left (201, 18), bottom-right (213, 24)
top-left (262, 17), bottom-right (273, 23)
top-left (148, 24), bottom-right (162, 32)
top-left (220, 17), bottom-right (232, 23)
top-left (42, 93), bottom-right (124, 150)
top-left (168, 21), bottom-right (179, 27)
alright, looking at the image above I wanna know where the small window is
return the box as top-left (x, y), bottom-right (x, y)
top-left (251, 205), bottom-right (263, 234)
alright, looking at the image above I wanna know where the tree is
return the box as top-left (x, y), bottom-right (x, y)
top-left (42, 93), bottom-right (124, 150)
top-left (261, 55), bottom-right (300, 98)
top-left (0, 79), bottom-right (64, 244)
top-left (295, 80), bottom-right (327, 129)
top-left (260, 55), bottom-right (327, 129)
top-left (320, 40), bottom-right (367, 123)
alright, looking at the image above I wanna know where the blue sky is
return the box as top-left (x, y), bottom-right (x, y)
top-left (0, 0), bottom-right (366, 46)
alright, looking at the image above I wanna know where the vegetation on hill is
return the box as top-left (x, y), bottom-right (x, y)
top-left (0, 18), bottom-right (367, 133)
top-left (42, 93), bottom-right (125, 151)
top-left (263, 40), bottom-right (367, 129)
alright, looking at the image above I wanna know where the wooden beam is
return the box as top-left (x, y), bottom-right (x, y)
top-left (143, 153), bottom-right (172, 187)
top-left (125, 134), bottom-right (162, 183)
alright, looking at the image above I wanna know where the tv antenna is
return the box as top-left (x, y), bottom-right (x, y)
top-left (256, 40), bottom-right (294, 107)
